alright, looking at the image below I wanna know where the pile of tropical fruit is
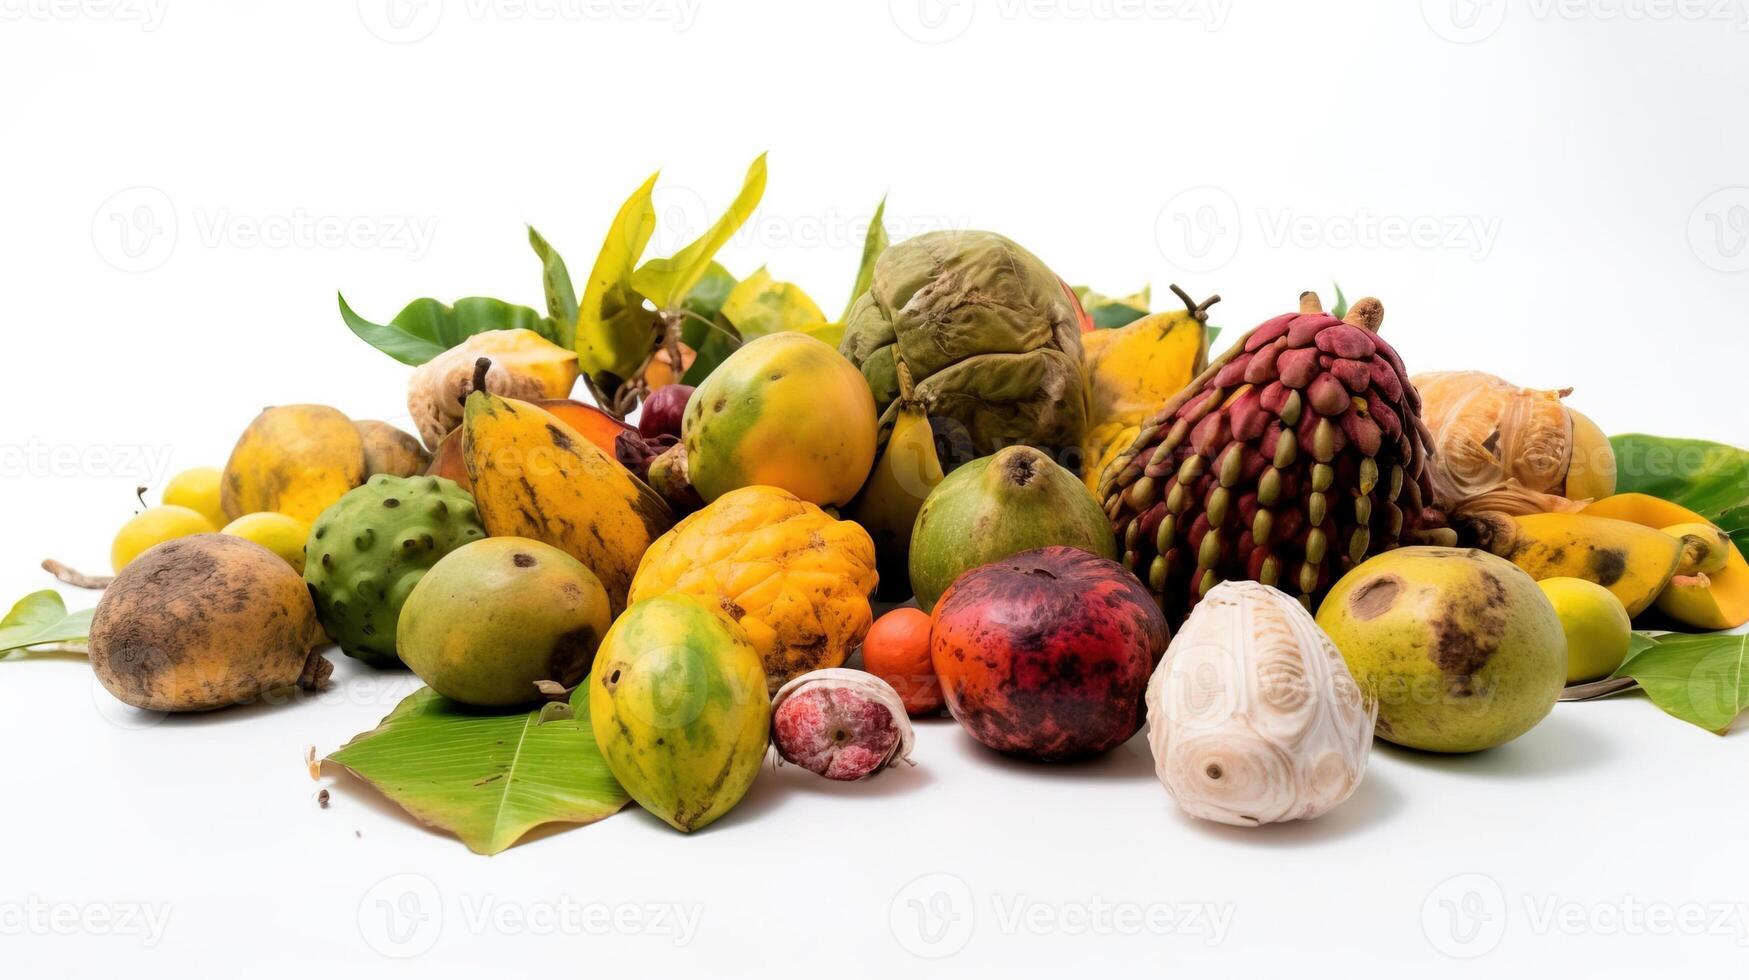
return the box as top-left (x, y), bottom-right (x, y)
top-left (8, 157), bottom-right (1747, 849)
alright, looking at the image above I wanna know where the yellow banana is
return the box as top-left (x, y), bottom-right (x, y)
top-left (845, 365), bottom-right (943, 599)
top-left (1462, 511), bottom-right (1680, 616)
top-left (463, 391), bottom-right (672, 613)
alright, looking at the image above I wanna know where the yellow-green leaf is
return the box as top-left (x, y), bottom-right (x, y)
top-left (720, 267), bottom-right (827, 342)
top-left (842, 196), bottom-right (889, 320)
top-left (632, 154), bottom-right (768, 311)
top-left (528, 226), bottom-right (578, 350)
top-left (577, 172), bottom-right (662, 379)
top-left (0, 591), bottom-right (92, 656)
top-left (1613, 632), bottom-right (1749, 734)
top-left (326, 684), bottom-right (629, 855)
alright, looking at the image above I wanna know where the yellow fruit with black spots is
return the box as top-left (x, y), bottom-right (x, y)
top-left (221, 512), bottom-right (310, 574)
top-left (222, 404), bottom-right (366, 524)
top-left (630, 485), bottom-right (878, 691)
top-left (1537, 577), bottom-right (1631, 684)
top-left (1582, 494), bottom-right (1749, 630)
top-left (589, 594), bottom-right (770, 833)
top-left (112, 505), bottom-right (218, 573)
top-left (1317, 547), bottom-right (1567, 753)
top-left (1079, 286), bottom-right (1213, 490)
top-left (162, 467), bottom-right (227, 529)
top-left (463, 391), bottom-right (673, 614)
top-left (1458, 511), bottom-right (1681, 617)
top-left (683, 332), bottom-right (878, 508)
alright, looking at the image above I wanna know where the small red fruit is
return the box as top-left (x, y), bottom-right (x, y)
top-left (862, 608), bottom-right (942, 715)
top-left (771, 669), bottom-right (915, 780)
top-left (638, 384), bottom-right (695, 440)
top-left (930, 546), bottom-right (1169, 761)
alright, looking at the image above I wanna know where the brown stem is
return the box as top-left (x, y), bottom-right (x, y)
top-left (1559, 676), bottom-right (1639, 701)
top-left (1169, 283), bottom-right (1221, 323)
top-left (1298, 291), bottom-right (1322, 314)
top-left (42, 559), bottom-right (112, 589)
top-left (471, 357), bottom-right (492, 396)
top-left (1343, 297), bottom-right (1385, 332)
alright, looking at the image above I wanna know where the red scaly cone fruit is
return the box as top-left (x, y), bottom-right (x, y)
top-left (1097, 292), bottom-right (1456, 628)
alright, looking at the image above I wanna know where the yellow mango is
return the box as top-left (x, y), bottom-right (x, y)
top-left (221, 404), bottom-right (366, 524)
top-left (463, 391), bottom-right (672, 614)
top-left (630, 485), bottom-right (878, 691)
top-left (1079, 287), bottom-right (1211, 485)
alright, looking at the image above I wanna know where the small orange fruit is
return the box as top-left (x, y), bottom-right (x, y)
top-left (862, 607), bottom-right (941, 716)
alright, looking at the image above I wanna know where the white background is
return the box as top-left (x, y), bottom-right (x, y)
top-left (4, 1), bottom-right (1749, 977)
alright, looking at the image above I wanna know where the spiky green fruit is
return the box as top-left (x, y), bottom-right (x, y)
top-left (304, 474), bottom-right (485, 667)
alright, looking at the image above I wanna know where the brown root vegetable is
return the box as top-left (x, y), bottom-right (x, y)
top-left (354, 420), bottom-right (430, 478)
top-left (89, 534), bottom-right (330, 712)
top-left (221, 404), bottom-right (366, 523)
top-left (1412, 371), bottom-right (1616, 517)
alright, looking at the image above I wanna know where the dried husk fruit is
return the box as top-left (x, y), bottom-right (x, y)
top-left (1412, 370), bottom-right (1616, 517)
top-left (1099, 292), bottom-right (1455, 628)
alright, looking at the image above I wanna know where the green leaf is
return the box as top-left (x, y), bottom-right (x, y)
top-left (1073, 285), bottom-right (1151, 329)
top-left (1206, 325), bottom-right (1223, 349)
top-left (632, 154), bottom-right (768, 311)
top-left (577, 172), bottom-right (663, 380)
top-left (1331, 282), bottom-right (1349, 321)
top-left (678, 263), bottom-right (740, 386)
top-left (1609, 435), bottom-right (1749, 548)
top-left (339, 294), bottom-right (558, 367)
top-left (327, 684), bottom-right (629, 855)
top-left (842, 196), bottom-right (889, 320)
top-left (0, 591), bottom-right (93, 655)
top-left (719, 267), bottom-right (827, 342)
top-left (528, 226), bottom-right (578, 349)
top-left (1613, 632), bottom-right (1749, 734)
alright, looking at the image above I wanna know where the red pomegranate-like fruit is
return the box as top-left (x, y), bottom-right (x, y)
top-left (930, 546), bottom-right (1169, 761)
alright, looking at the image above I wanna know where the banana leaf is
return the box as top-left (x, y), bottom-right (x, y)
top-left (632, 153), bottom-right (767, 312)
top-left (0, 591), bottom-right (92, 656)
top-left (339, 294), bottom-right (559, 367)
top-left (326, 684), bottom-right (629, 854)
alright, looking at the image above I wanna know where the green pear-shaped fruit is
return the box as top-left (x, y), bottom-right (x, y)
top-left (909, 446), bottom-right (1115, 611)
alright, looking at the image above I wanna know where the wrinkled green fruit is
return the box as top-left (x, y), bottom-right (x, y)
top-left (589, 594), bottom-right (771, 833)
top-left (397, 537), bottom-right (612, 707)
top-left (840, 229), bottom-right (1087, 471)
top-left (304, 475), bottom-right (485, 667)
top-left (910, 446), bottom-right (1116, 612)
top-left (1317, 547), bottom-right (1567, 753)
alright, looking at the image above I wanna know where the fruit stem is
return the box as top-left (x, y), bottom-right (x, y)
top-left (1558, 676), bottom-right (1638, 701)
top-left (1343, 297), bottom-right (1385, 332)
top-left (41, 558), bottom-right (112, 590)
top-left (471, 357), bottom-right (492, 396)
top-left (1169, 283), bottom-right (1221, 323)
top-left (1299, 291), bottom-right (1322, 314)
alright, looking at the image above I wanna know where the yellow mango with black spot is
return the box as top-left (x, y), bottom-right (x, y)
top-left (463, 391), bottom-right (672, 614)
top-left (590, 593), bottom-right (770, 833)
top-left (683, 333), bottom-right (878, 507)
